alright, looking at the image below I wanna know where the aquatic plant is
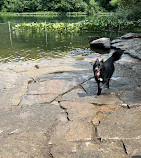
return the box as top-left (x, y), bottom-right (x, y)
top-left (12, 17), bottom-right (140, 33)
top-left (13, 22), bottom-right (81, 33)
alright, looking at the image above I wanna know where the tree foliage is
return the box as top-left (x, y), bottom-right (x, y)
top-left (110, 0), bottom-right (141, 8)
top-left (96, 0), bottom-right (114, 11)
top-left (0, 0), bottom-right (140, 20)
top-left (0, 0), bottom-right (104, 13)
top-left (53, 0), bottom-right (88, 12)
top-left (110, 0), bottom-right (141, 20)
top-left (1, 0), bottom-right (43, 12)
top-left (0, 0), bottom-right (89, 12)
top-left (87, 0), bottom-right (102, 14)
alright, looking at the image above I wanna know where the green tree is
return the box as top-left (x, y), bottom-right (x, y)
top-left (87, 0), bottom-right (102, 14)
top-left (110, 0), bottom-right (141, 20)
top-left (41, 0), bottom-right (60, 11)
top-left (54, 0), bottom-right (88, 12)
top-left (0, 0), bottom-right (5, 11)
top-left (25, 0), bottom-right (42, 12)
top-left (96, 0), bottom-right (114, 11)
top-left (110, 0), bottom-right (141, 9)
top-left (110, 0), bottom-right (119, 8)
top-left (1, 0), bottom-right (24, 12)
top-left (1, 0), bottom-right (42, 12)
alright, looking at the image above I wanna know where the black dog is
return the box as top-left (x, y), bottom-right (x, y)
top-left (93, 50), bottom-right (123, 95)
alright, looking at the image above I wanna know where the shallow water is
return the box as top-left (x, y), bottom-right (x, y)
top-left (0, 15), bottom-right (124, 62)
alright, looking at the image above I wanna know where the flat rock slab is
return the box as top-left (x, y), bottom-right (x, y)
top-left (51, 141), bottom-right (128, 158)
top-left (20, 93), bottom-right (58, 106)
top-left (49, 121), bottom-right (93, 144)
top-left (97, 106), bottom-right (141, 140)
top-left (120, 87), bottom-right (141, 107)
top-left (0, 132), bottom-right (50, 158)
top-left (59, 86), bottom-right (123, 106)
top-left (0, 104), bottom-right (67, 157)
top-left (49, 101), bottom-right (126, 158)
top-left (0, 104), bottom-right (66, 137)
top-left (20, 70), bottom-right (93, 106)
top-left (59, 101), bottom-right (100, 121)
top-left (0, 72), bottom-right (28, 109)
top-left (49, 101), bottom-right (97, 145)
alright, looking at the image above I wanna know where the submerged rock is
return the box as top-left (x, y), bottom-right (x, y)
top-left (90, 38), bottom-right (111, 50)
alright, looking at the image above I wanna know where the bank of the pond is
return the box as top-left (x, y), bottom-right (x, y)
top-left (0, 11), bottom-right (111, 16)
top-left (0, 11), bottom-right (87, 16)
top-left (0, 33), bottom-right (140, 157)
top-left (12, 17), bottom-right (140, 33)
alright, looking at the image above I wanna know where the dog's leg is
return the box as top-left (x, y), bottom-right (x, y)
top-left (107, 79), bottom-right (110, 88)
top-left (101, 79), bottom-right (110, 89)
top-left (97, 82), bottom-right (102, 95)
top-left (101, 82), bottom-right (107, 89)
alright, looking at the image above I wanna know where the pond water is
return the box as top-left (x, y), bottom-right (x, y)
top-left (0, 14), bottom-right (124, 62)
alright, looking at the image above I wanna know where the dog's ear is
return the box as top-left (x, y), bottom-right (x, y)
top-left (101, 59), bottom-right (104, 63)
top-left (96, 58), bottom-right (99, 63)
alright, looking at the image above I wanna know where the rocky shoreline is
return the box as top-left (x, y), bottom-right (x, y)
top-left (0, 33), bottom-right (140, 158)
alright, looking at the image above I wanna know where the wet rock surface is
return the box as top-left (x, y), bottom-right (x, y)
top-left (0, 34), bottom-right (141, 157)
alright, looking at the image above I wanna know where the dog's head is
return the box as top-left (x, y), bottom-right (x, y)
top-left (93, 58), bottom-right (104, 77)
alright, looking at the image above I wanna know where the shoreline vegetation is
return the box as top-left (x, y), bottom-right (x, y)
top-left (0, 11), bottom-right (87, 16)
top-left (0, 11), bottom-right (140, 34)
top-left (0, 0), bottom-right (140, 21)
top-left (1, 0), bottom-right (141, 33)
top-left (0, 11), bottom-right (111, 16)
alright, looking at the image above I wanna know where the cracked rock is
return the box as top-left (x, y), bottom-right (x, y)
top-left (97, 106), bottom-right (141, 140)
top-left (51, 141), bottom-right (128, 158)
top-left (123, 139), bottom-right (141, 156)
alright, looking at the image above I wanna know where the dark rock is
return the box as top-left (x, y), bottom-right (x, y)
top-left (88, 36), bottom-right (99, 44)
top-left (90, 38), bottom-right (111, 50)
top-left (35, 64), bottom-right (39, 69)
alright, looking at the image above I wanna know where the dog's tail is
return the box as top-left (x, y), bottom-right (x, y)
top-left (112, 50), bottom-right (123, 62)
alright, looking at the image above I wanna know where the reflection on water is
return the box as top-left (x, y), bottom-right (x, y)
top-left (0, 15), bottom-right (124, 62)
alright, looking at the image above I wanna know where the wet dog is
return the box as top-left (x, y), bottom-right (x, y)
top-left (93, 50), bottom-right (123, 95)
